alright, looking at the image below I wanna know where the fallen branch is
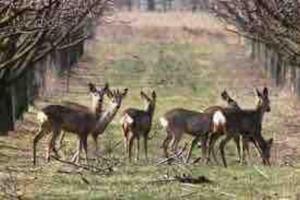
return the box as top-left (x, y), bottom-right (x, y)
top-left (156, 143), bottom-right (188, 165)
top-left (51, 155), bottom-right (114, 174)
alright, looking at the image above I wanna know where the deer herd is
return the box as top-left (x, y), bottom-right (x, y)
top-left (33, 83), bottom-right (273, 168)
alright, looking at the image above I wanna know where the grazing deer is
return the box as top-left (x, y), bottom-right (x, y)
top-left (210, 87), bottom-right (273, 167)
top-left (121, 90), bottom-right (156, 162)
top-left (56, 83), bottom-right (109, 151)
top-left (160, 108), bottom-right (212, 163)
top-left (33, 86), bottom-right (128, 165)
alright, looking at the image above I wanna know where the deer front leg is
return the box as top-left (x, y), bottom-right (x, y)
top-left (33, 122), bottom-right (50, 165)
top-left (92, 134), bottom-right (99, 157)
top-left (82, 135), bottom-right (89, 164)
top-left (233, 135), bottom-right (241, 163)
top-left (144, 134), bottom-right (148, 161)
top-left (71, 137), bottom-right (82, 163)
top-left (136, 136), bottom-right (140, 161)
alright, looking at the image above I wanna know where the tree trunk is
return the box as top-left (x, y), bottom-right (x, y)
top-left (147, 0), bottom-right (155, 11)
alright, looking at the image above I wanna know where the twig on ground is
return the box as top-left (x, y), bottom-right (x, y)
top-left (254, 165), bottom-right (269, 180)
top-left (156, 143), bottom-right (188, 165)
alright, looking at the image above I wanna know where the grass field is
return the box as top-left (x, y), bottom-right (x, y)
top-left (1, 12), bottom-right (300, 199)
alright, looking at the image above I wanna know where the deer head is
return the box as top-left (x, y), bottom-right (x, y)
top-left (140, 90), bottom-right (156, 115)
top-left (89, 82), bottom-right (109, 115)
top-left (255, 87), bottom-right (271, 112)
top-left (107, 88), bottom-right (128, 108)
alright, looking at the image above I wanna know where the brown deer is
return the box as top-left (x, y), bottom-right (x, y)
top-left (160, 90), bottom-right (242, 164)
top-left (204, 90), bottom-right (246, 163)
top-left (33, 86), bottom-right (128, 165)
top-left (56, 83), bottom-right (109, 152)
top-left (121, 90), bottom-right (156, 162)
top-left (209, 87), bottom-right (273, 167)
top-left (160, 108), bottom-right (212, 163)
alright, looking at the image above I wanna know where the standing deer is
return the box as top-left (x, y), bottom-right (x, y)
top-left (56, 83), bottom-right (109, 152)
top-left (121, 90), bottom-right (156, 162)
top-left (160, 108), bottom-right (212, 163)
top-left (33, 86), bottom-right (128, 165)
top-left (160, 90), bottom-right (242, 164)
top-left (209, 87), bottom-right (273, 167)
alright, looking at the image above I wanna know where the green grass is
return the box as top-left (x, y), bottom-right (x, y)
top-left (1, 12), bottom-right (300, 200)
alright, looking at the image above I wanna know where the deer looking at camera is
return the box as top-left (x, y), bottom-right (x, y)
top-left (121, 90), bottom-right (156, 162)
top-left (33, 86), bottom-right (128, 165)
top-left (209, 87), bottom-right (273, 167)
top-left (56, 83), bottom-right (109, 152)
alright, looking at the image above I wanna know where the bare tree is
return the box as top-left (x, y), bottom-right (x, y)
top-left (0, 0), bottom-right (113, 85)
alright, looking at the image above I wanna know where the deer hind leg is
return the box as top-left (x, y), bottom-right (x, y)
top-left (170, 130), bottom-right (182, 154)
top-left (33, 122), bottom-right (51, 165)
top-left (162, 129), bottom-right (172, 159)
top-left (46, 125), bottom-right (61, 162)
top-left (128, 134), bottom-right (135, 162)
top-left (207, 132), bottom-right (221, 164)
top-left (186, 135), bottom-right (201, 163)
top-left (122, 124), bottom-right (130, 156)
top-left (219, 134), bottom-right (233, 168)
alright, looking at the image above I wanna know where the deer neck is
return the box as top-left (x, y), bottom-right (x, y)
top-left (145, 103), bottom-right (155, 120)
top-left (94, 102), bottom-right (120, 134)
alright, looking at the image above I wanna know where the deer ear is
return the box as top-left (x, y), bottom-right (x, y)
top-left (255, 88), bottom-right (262, 97)
top-left (88, 83), bottom-right (97, 93)
top-left (263, 87), bottom-right (269, 96)
top-left (123, 88), bottom-right (128, 96)
top-left (103, 82), bottom-right (109, 91)
top-left (221, 90), bottom-right (228, 100)
top-left (268, 138), bottom-right (273, 146)
top-left (152, 91), bottom-right (156, 99)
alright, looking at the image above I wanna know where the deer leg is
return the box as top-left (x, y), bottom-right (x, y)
top-left (162, 130), bottom-right (172, 159)
top-left (207, 132), bottom-right (221, 164)
top-left (186, 135), bottom-right (200, 163)
top-left (136, 136), bottom-right (140, 161)
top-left (92, 134), bottom-right (99, 157)
top-left (128, 135), bottom-right (135, 162)
top-left (242, 137), bottom-right (250, 165)
top-left (33, 122), bottom-right (50, 165)
top-left (46, 125), bottom-right (61, 162)
top-left (122, 125), bottom-right (129, 153)
top-left (144, 134), bottom-right (148, 161)
top-left (82, 135), bottom-right (88, 164)
top-left (219, 135), bottom-right (233, 168)
top-left (170, 131), bottom-right (182, 154)
top-left (233, 135), bottom-right (241, 163)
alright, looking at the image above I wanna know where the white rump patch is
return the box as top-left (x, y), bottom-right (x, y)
top-left (120, 113), bottom-right (134, 125)
top-left (37, 111), bottom-right (48, 123)
top-left (160, 117), bottom-right (169, 128)
top-left (213, 110), bottom-right (226, 126)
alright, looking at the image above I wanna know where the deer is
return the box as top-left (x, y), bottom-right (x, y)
top-left (160, 90), bottom-right (242, 164)
top-left (55, 83), bottom-right (109, 152)
top-left (203, 90), bottom-right (248, 164)
top-left (160, 108), bottom-right (212, 163)
top-left (120, 90), bottom-right (156, 162)
top-left (209, 87), bottom-right (273, 167)
top-left (33, 86), bottom-right (128, 165)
